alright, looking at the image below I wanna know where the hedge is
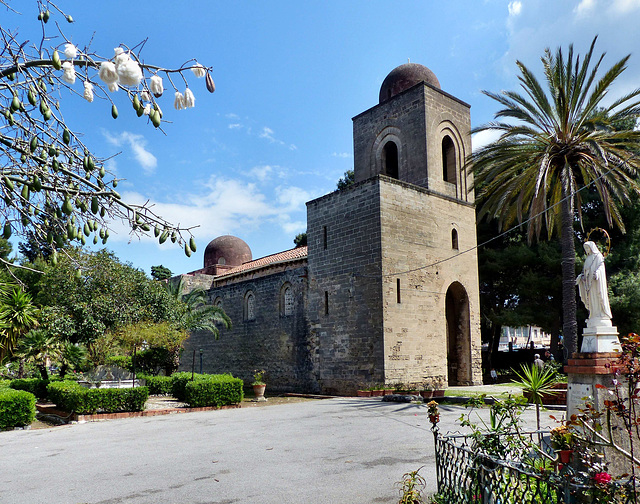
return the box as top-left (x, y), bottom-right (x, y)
top-left (10, 378), bottom-right (49, 400)
top-left (184, 374), bottom-right (244, 408)
top-left (170, 372), bottom-right (203, 402)
top-left (139, 374), bottom-right (173, 395)
top-left (46, 381), bottom-right (148, 414)
top-left (0, 389), bottom-right (36, 430)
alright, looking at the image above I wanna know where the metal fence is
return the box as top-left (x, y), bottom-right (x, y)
top-left (433, 430), bottom-right (638, 504)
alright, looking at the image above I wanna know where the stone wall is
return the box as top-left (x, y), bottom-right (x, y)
top-left (306, 179), bottom-right (385, 394)
top-left (180, 265), bottom-right (314, 392)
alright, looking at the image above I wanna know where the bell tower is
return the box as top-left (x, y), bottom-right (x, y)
top-left (306, 63), bottom-right (482, 394)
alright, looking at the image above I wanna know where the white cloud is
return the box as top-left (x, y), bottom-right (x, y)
top-left (332, 152), bottom-right (351, 158)
top-left (574, 0), bottom-right (596, 16)
top-left (228, 123), bottom-right (242, 129)
top-left (471, 129), bottom-right (501, 152)
top-left (250, 165), bottom-right (274, 182)
top-left (275, 186), bottom-right (311, 212)
top-left (102, 130), bottom-right (157, 175)
top-left (508, 1), bottom-right (522, 16)
top-left (611, 0), bottom-right (640, 13)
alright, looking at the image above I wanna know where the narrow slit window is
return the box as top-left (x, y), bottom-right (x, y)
top-left (396, 278), bottom-right (401, 304)
top-left (323, 226), bottom-right (328, 250)
top-left (324, 291), bottom-right (329, 315)
top-left (451, 229), bottom-right (459, 250)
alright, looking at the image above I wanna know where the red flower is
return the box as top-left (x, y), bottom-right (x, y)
top-left (594, 472), bottom-right (612, 485)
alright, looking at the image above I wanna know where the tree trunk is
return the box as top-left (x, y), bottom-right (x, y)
top-left (560, 183), bottom-right (578, 362)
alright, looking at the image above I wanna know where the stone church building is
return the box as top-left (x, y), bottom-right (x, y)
top-left (178, 63), bottom-right (482, 395)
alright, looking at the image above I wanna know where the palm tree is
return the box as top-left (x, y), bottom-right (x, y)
top-left (0, 285), bottom-right (40, 363)
top-left (472, 37), bottom-right (640, 359)
top-left (15, 329), bottom-right (62, 380)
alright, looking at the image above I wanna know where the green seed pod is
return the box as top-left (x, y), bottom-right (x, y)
top-left (7, 112), bottom-right (14, 126)
top-left (46, 231), bottom-right (53, 244)
top-left (154, 225), bottom-right (161, 238)
top-left (62, 197), bottom-right (73, 215)
top-left (141, 223), bottom-right (151, 232)
top-left (100, 207), bottom-right (106, 218)
top-left (43, 9), bottom-right (50, 23)
top-left (43, 108), bottom-right (52, 121)
top-left (2, 222), bottom-right (11, 239)
top-left (189, 237), bottom-right (197, 253)
top-left (81, 235), bottom-right (86, 245)
top-left (7, 73), bottom-right (15, 81)
top-left (75, 270), bottom-right (82, 281)
top-left (132, 94), bottom-right (140, 111)
top-left (171, 231), bottom-right (177, 243)
top-left (184, 243), bottom-right (192, 257)
top-left (32, 176), bottom-right (41, 192)
top-left (21, 215), bottom-right (29, 226)
top-left (87, 157), bottom-right (95, 171)
top-left (51, 249), bottom-right (58, 266)
top-left (3, 176), bottom-right (14, 192)
top-left (20, 154), bottom-right (26, 163)
top-left (99, 229), bottom-right (105, 239)
top-left (10, 95), bottom-right (20, 113)
top-left (136, 106), bottom-right (144, 118)
top-left (104, 229), bottom-right (109, 238)
top-left (29, 136), bottom-right (38, 153)
top-left (55, 207), bottom-right (62, 218)
top-left (55, 234), bottom-right (64, 248)
top-left (63, 128), bottom-right (71, 145)
top-left (83, 223), bottom-right (90, 236)
top-left (21, 184), bottom-right (29, 201)
top-left (111, 104), bottom-right (118, 119)
top-left (93, 236), bottom-right (98, 244)
top-left (159, 230), bottom-right (168, 244)
top-left (67, 15), bottom-right (73, 23)
top-left (83, 156), bottom-right (89, 171)
top-left (38, 79), bottom-right (47, 92)
top-left (48, 146), bottom-right (56, 157)
top-left (151, 110), bottom-right (161, 128)
top-left (28, 87), bottom-right (37, 106)
top-left (52, 50), bottom-right (62, 70)
top-left (99, 166), bottom-right (106, 178)
top-left (52, 158), bottom-right (59, 171)
top-left (91, 197), bottom-right (99, 214)
top-left (112, 179), bottom-right (118, 188)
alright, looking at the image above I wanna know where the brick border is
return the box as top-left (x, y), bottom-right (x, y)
top-left (564, 353), bottom-right (623, 375)
top-left (36, 403), bottom-right (241, 423)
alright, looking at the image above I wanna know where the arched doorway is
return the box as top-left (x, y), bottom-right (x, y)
top-left (445, 282), bottom-right (471, 385)
top-left (382, 141), bottom-right (399, 179)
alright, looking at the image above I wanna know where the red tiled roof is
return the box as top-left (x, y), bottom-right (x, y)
top-left (215, 246), bottom-right (307, 278)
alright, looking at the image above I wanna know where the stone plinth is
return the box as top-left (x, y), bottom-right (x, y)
top-left (580, 323), bottom-right (621, 353)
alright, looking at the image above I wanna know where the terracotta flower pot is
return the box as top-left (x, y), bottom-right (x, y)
top-left (429, 414), bottom-right (440, 424)
top-left (252, 384), bottom-right (266, 402)
top-left (421, 390), bottom-right (434, 399)
top-left (371, 390), bottom-right (384, 397)
top-left (559, 450), bottom-right (573, 464)
top-left (357, 390), bottom-right (371, 397)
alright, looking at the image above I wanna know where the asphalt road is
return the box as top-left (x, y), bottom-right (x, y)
top-left (0, 397), bottom-right (558, 504)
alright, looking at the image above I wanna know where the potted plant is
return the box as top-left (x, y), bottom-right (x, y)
top-left (427, 400), bottom-right (440, 424)
top-left (252, 369), bottom-right (266, 402)
top-left (550, 424), bottom-right (574, 463)
top-left (432, 377), bottom-right (446, 397)
top-left (420, 378), bottom-right (434, 399)
top-left (357, 386), bottom-right (372, 397)
top-left (371, 383), bottom-right (384, 397)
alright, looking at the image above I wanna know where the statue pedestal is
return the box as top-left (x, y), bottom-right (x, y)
top-left (580, 325), bottom-right (621, 353)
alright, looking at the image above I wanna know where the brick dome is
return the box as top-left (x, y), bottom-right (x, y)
top-left (379, 63), bottom-right (440, 103)
top-left (204, 235), bottom-right (252, 268)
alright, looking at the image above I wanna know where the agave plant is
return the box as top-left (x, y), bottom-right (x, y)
top-left (512, 363), bottom-right (558, 431)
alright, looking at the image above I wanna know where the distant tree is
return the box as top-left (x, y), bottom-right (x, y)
top-left (151, 265), bottom-right (173, 281)
top-left (15, 329), bottom-right (61, 379)
top-left (0, 2), bottom-right (216, 270)
top-left (472, 38), bottom-right (640, 359)
top-left (336, 169), bottom-right (355, 190)
top-left (0, 284), bottom-right (39, 363)
top-left (293, 232), bottom-right (307, 247)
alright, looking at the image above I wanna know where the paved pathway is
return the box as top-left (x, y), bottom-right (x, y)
top-left (0, 393), bottom-right (560, 504)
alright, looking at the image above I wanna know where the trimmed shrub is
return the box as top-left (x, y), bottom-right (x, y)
top-left (105, 355), bottom-right (133, 371)
top-left (0, 380), bottom-right (11, 389)
top-left (184, 374), bottom-right (244, 408)
top-left (170, 372), bottom-right (203, 402)
top-left (10, 378), bottom-right (49, 400)
top-left (47, 381), bottom-right (148, 414)
top-left (0, 389), bottom-right (36, 430)
top-left (140, 374), bottom-right (173, 395)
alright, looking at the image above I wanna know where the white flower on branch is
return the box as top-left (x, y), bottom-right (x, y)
top-left (108, 82), bottom-right (118, 92)
top-left (61, 61), bottom-right (76, 84)
top-left (143, 103), bottom-right (151, 115)
top-left (174, 91), bottom-right (186, 110)
top-left (64, 43), bottom-right (78, 59)
top-left (191, 63), bottom-right (206, 78)
top-left (141, 90), bottom-right (151, 102)
top-left (83, 81), bottom-right (94, 102)
top-left (99, 61), bottom-right (118, 85)
top-left (116, 58), bottom-right (143, 87)
top-left (150, 75), bottom-right (163, 97)
top-left (184, 88), bottom-right (195, 108)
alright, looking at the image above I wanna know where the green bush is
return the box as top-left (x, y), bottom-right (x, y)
top-left (140, 374), bottom-right (173, 395)
top-left (0, 380), bottom-right (11, 389)
top-left (0, 389), bottom-right (36, 430)
top-left (105, 355), bottom-right (133, 371)
top-left (170, 372), bottom-right (203, 402)
top-left (47, 381), bottom-right (148, 414)
top-left (10, 378), bottom-right (49, 400)
top-left (184, 374), bottom-right (244, 407)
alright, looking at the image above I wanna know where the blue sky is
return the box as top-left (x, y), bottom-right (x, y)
top-left (7, 0), bottom-right (640, 277)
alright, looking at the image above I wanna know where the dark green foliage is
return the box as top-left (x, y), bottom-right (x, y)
top-left (0, 389), bottom-right (36, 430)
top-left (293, 232), bottom-right (307, 247)
top-left (150, 265), bottom-right (172, 281)
top-left (170, 372), bottom-right (201, 402)
top-left (184, 374), bottom-right (243, 407)
top-left (139, 374), bottom-right (173, 395)
top-left (10, 378), bottom-right (49, 400)
top-left (46, 381), bottom-right (148, 414)
top-left (336, 169), bottom-right (354, 190)
top-left (105, 355), bottom-right (133, 371)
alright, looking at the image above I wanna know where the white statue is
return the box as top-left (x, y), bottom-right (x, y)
top-left (576, 241), bottom-right (612, 327)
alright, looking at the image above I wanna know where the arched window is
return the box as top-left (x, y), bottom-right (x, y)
top-left (244, 291), bottom-right (255, 321)
top-left (280, 283), bottom-right (294, 316)
top-left (451, 229), bottom-right (459, 250)
top-left (442, 136), bottom-right (456, 183)
top-left (218, 257), bottom-right (226, 265)
top-left (214, 296), bottom-right (223, 309)
top-left (382, 141), bottom-right (399, 179)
